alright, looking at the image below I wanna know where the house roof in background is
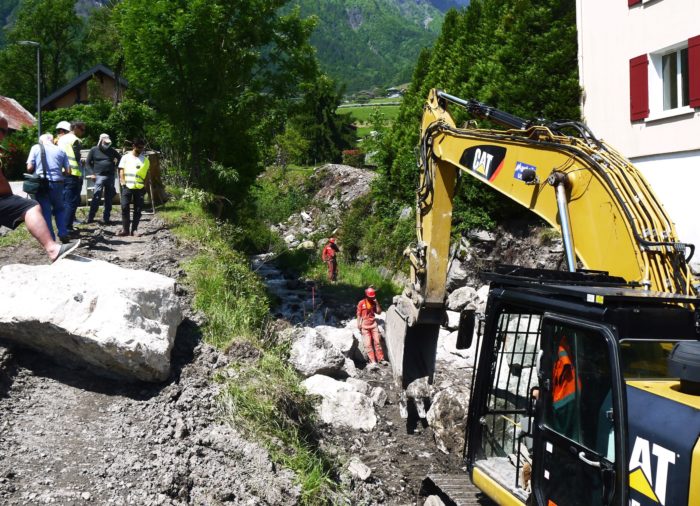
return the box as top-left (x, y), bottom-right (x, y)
top-left (0, 96), bottom-right (36, 130)
top-left (41, 64), bottom-right (128, 108)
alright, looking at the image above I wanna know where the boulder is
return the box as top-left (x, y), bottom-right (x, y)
top-left (315, 325), bottom-right (357, 357)
top-left (297, 240), bottom-right (315, 250)
top-left (426, 386), bottom-right (470, 454)
top-left (302, 375), bottom-right (377, 431)
top-left (0, 259), bottom-right (182, 382)
top-left (290, 329), bottom-right (345, 377)
top-left (346, 378), bottom-right (371, 395)
top-left (468, 229), bottom-right (497, 242)
top-left (475, 284), bottom-right (491, 314)
top-left (446, 286), bottom-right (478, 311)
top-left (445, 259), bottom-right (468, 291)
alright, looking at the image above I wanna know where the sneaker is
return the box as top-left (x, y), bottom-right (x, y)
top-left (52, 240), bottom-right (81, 263)
top-left (379, 360), bottom-right (389, 366)
top-left (116, 229), bottom-right (130, 237)
top-left (131, 230), bottom-right (142, 237)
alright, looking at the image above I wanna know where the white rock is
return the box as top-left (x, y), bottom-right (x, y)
top-left (445, 310), bottom-right (461, 330)
top-left (446, 259), bottom-right (468, 291)
top-left (424, 495), bottom-right (446, 506)
top-left (315, 325), bottom-right (357, 357)
top-left (303, 376), bottom-right (377, 431)
top-left (347, 457), bottom-right (372, 481)
top-left (0, 259), bottom-right (182, 382)
top-left (318, 390), bottom-right (376, 431)
top-left (370, 386), bottom-right (388, 407)
top-left (302, 375), bottom-right (356, 397)
top-left (468, 229), bottom-right (496, 242)
top-left (290, 329), bottom-right (345, 377)
top-left (475, 284), bottom-right (491, 313)
top-left (446, 286), bottom-right (478, 311)
top-left (346, 378), bottom-right (371, 395)
top-left (426, 386), bottom-right (470, 454)
top-left (297, 240), bottom-right (315, 250)
top-left (283, 234), bottom-right (296, 244)
top-left (300, 211), bottom-right (312, 222)
top-left (342, 358), bottom-right (359, 378)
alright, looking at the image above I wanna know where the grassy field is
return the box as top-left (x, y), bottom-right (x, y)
top-left (338, 102), bottom-right (401, 141)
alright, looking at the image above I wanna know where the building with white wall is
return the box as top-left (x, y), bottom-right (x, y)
top-left (576, 0), bottom-right (700, 270)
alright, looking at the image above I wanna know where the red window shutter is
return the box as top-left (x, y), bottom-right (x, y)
top-left (629, 0), bottom-right (642, 6)
top-left (630, 54), bottom-right (649, 121)
top-left (689, 35), bottom-right (700, 108)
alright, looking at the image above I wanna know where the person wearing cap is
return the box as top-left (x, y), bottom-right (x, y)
top-left (26, 133), bottom-right (71, 242)
top-left (321, 237), bottom-right (340, 282)
top-left (56, 120), bottom-right (86, 231)
top-left (356, 286), bottom-right (386, 366)
top-left (86, 133), bottom-right (121, 224)
top-left (117, 139), bottom-right (150, 237)
top-left (0, 115), bottom-right (80, 262)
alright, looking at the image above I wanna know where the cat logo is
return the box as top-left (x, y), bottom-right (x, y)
top-left (459, 145), bottom-right (507, 182)
top-left (628, 436), bottom-right (676, 506)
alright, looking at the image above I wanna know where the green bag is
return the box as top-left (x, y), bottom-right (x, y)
top-left (22, 143), bottom-right (50, 194)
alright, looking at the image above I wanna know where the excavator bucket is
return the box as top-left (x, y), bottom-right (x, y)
top-left (385, 305), bottom-right (440, 388)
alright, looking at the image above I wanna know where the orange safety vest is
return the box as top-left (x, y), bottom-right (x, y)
top-left (552, 337), bottom-right (581, 408)
top-left (322, 244), bottom-right (337, 261)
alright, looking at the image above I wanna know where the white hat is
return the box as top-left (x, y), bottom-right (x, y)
top-left (99, 133), bottom-right (111, 142)
top-left (56, 120), bottom-right (71, 132)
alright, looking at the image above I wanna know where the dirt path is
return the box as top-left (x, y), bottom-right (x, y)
top-left (0, 216), bottom-right (298, 505)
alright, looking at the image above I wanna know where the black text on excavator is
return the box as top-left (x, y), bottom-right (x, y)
top-left (384, 89), bottom-right (700, 506)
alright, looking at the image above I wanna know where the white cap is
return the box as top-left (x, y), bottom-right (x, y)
top-left (99, 133), bottom-right (111, 142)
top-left (56, 121), bottom-right (71, 132)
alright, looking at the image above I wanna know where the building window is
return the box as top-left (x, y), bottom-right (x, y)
top-left (662, 48), bottom-right (689, 110)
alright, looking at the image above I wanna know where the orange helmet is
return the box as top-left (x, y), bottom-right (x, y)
top-left (365, 287), bottom-right (376, 298)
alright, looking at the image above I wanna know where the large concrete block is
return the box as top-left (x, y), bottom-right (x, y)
top-left (0, 258), bottom-right (182, 382)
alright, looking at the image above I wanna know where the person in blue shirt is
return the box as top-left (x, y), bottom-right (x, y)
top-left (26, 133), bottom-right (71, 242)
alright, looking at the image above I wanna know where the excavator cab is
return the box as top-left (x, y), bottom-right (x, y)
top-left (460, 266), bottom-right (700, 506)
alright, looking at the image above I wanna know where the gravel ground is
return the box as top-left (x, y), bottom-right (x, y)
top-left (0, 214), bottom-right (300, 505)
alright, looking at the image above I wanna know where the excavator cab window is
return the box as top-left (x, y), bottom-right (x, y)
top-left (469, 305), bottom-right (543, 502)
top-left (619, 340), bottom-right (676, 378)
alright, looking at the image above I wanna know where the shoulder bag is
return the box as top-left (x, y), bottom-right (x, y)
top-left (22, 144), bottom-right (50, 195)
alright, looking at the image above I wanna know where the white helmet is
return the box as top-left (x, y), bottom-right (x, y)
top-left (56, 120), bottom-right (71, 132)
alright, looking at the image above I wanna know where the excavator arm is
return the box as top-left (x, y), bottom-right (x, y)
top-left (414, 89), bottom-right (697, 304)
top-left (386, 88), bottom-right (698, 387)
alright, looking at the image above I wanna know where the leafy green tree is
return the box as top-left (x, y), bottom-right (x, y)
top-left (116, 0), bottom-right (320, 202)
top-left (351, 0), bottom-right (580, 265)
top-left (0, 0), bottom-right (83, 109)
top-left (288, 74), bottom-right (354, 164)
top-left (80, 1), bottom-right (124, 79)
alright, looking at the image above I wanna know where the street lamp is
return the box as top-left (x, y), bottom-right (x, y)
top-left (17, 41), bottom-right (40, 142)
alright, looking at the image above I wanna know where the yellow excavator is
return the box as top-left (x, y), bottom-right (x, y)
top-left (384, 89), bottom-right (700, 506)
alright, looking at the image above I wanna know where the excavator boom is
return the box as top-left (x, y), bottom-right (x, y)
top-left (415, 89), bottom-right (697, 307)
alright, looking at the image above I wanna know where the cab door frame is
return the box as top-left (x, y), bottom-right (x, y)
top-left (531, 313), bottom-right (629, 506)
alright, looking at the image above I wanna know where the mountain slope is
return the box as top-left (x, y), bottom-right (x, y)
top-left (293, 0), bottom-right (445, 92)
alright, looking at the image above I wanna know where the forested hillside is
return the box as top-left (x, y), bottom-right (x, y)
top-left (343, 0), bottom-right (580, 265)
top-left (292, 0), bottom-right (445, 92)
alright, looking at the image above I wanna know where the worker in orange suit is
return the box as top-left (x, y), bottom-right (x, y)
top-left (356, 286), bottom-right (386, 365)
top-left (321, 237), bottom-right (340, 282)
top-left (551, 334), bottom-right (581, 440)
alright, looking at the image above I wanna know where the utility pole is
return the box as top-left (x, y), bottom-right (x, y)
top-left (18, 41), bottom-right (41, 142)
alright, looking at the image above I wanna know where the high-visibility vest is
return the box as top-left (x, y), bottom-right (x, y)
top-left (122, 154), bottom-right (150, 190)
top-left (552, 337), bottom-right (581, 408)
top-left (57, 132), bottom-right (81, 177)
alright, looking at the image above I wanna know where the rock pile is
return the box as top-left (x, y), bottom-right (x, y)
top-left (270, 164), bottom-right (377, 250)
